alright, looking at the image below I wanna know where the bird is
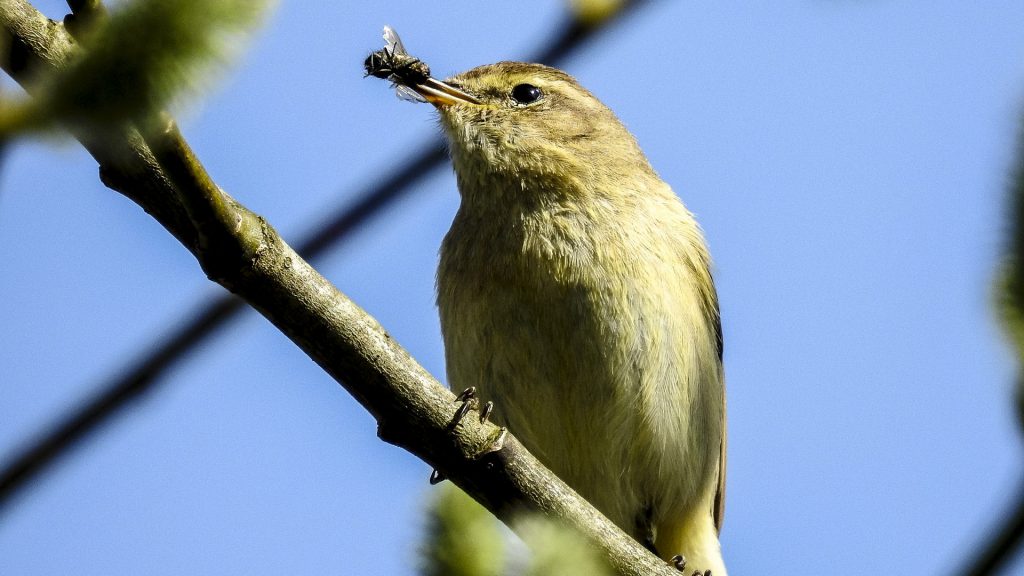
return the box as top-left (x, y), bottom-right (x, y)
top-left (405, 61), bottom-right (726, 575)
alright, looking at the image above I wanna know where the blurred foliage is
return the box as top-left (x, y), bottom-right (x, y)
top-left (420, 484), bottom-right (504, 576)
top-left (0, 0), bottom-right (273, 136)
top-left (419, 484), bottom-right (612, 576)
top-left (568, 0), bottom-right (625, 27)
top-left (516, 514), bottom-right (613, 576)
top-left (999, 117), bottom-right (1024, 432)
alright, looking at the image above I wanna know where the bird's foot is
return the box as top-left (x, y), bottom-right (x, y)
top-left (667, 555), bottom-right (710, 576)
top-left (479, 400), bottom-right (493, 424)
top-left (429, 387), bottom-right (498, 484)
top-left (449, 387), bottom-right (494, 428)
top-left (448, 387), bottom-right (478, 431)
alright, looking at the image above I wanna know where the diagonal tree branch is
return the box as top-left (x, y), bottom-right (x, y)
top-left (0, 1), bottom-right (676, 574)
top-left (0, 0), bottom-right (650, 515)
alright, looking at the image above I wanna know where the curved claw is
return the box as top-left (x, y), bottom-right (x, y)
top-left (449, 398), bottom-right (477, 431)
top-left (479, 401), bottom-right (493, 423)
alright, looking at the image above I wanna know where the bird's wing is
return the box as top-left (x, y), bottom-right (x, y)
top-left (713, 370), bottom-right (726, 533)
top-left (711, 289), bottom-right (726, 533)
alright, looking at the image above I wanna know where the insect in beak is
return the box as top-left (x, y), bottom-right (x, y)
top-left (365, 26), bottom-right (481, 107)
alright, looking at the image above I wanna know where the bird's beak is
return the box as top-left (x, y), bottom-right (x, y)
top-left (412, 77), bottom-right (481, 107)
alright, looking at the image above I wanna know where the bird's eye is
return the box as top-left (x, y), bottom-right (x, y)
top-left (511, 83), bottom-right (543, 104)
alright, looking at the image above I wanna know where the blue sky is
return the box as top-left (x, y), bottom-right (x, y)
top-left (2, 1), bottom-right (1024, 574)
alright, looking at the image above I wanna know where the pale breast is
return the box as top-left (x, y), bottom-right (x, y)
top-left (436, 191), bottom-right (723, 532)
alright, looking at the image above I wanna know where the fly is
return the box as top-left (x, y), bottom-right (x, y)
top-left (364, 26), bottom-right (431, 103)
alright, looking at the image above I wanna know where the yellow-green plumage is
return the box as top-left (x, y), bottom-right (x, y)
top-left (432, 62), bottom-right (726, 575)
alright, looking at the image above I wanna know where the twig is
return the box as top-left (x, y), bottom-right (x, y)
top-left (0, 296), bottom-right (243, 503)
top-left (958, 479), bottom-right (1024, 576)
top-left (0, 0), bottom-right (650, 513)
top-left (0, 1), bottom-right (677, 574)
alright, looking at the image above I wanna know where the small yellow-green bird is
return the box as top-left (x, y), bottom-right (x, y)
top-left (401, 59), bottom-right (727, 574)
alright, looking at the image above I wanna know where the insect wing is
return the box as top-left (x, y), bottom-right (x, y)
top-left (377, 26), bottom-right (427, 103)
top-left (392, 81), bottom-right (427, 103)
top-left (382, 25), bottom-right (409, 57)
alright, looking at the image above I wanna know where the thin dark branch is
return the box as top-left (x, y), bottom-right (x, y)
top-left (0, 1), bottom-right (651, 511)
top-left (0, 297), bottom-right (244, 506)
top-left (958, 111), bottom-right (1024, 576)
top-left (0, 4), bottom-right (680, 573)
top-left (955, 103), bottom-right (1024, 576)
top-left (959, 479), bottom-right (1024, 576)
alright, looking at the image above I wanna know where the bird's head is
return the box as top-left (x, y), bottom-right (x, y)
top-left (409, 62), bottom-right (655, 205)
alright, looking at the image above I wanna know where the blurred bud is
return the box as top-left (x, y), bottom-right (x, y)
top-left (568, 0), bottom-right (626, 27)
top-left (997, 265), bottom-right (1024, 361)
top-left (1016, 374), bottom-right (1023, 436)
top-left (420, 484), bottom-right (505, 576)
top-left (1, 0), bottom-right (273, 137)
top-left (1003, 119), bottom-right (1024, 436)
top-left (516, 514), bottom-right (613, 576)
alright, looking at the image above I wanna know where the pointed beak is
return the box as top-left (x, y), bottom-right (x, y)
top-left (412, 77), bottom-right (481, 107)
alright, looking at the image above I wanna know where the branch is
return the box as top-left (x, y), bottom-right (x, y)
top-left (0, 0), bottom-right (650, 518)
top-left (958, 479), bottom-right (1024, 576)
top-left (0, 1), bottom-right (676, 574)
top-left (957, 110), bottom-right (1024, 576)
